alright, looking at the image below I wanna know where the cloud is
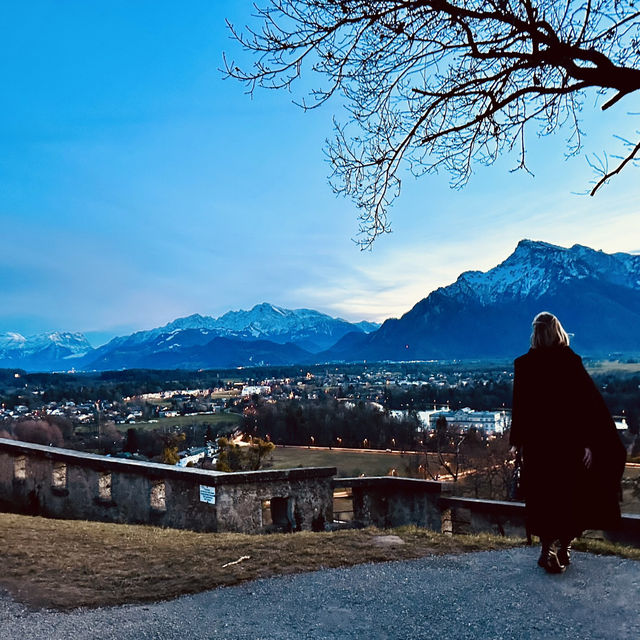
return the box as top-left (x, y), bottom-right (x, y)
top-left (293, 180), bottom-right (640, 323)
top-left (293, 242), bottom-right (495, 321)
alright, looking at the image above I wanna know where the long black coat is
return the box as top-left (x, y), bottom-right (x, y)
top-left (510, 346), bottom-right (626, 539)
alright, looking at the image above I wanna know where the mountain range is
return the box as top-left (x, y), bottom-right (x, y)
top-left (0, 304), bottom-right (379, 372)
top-left (2, 240), bottom-right (639, 371)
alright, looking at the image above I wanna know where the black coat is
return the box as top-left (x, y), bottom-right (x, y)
top-left (510, 346), bottom-right (626, 539)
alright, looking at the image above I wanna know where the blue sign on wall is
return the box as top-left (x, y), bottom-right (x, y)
top-left (199, 485), bottom-right (216, 504)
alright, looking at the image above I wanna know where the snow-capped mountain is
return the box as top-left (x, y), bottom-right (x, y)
top-left (353, 320), bottom-right (381, 333)
top-left (78, 304), bottom-right (379, 371)
top-left (326, 240), bottom-right (640, 360)
top-left (82, 332), bottom-right (314, 371)
top-left (0, 331), bottom-right (92, 370)
top-left (212, 303), bottom-right (374, 351)
top-left (448, 240), bottom-right (640, 304)
top-left (0, 305), bottom-right (380, 372)
top-left (0, 332), bottom-right (27, 352)
top-left (82, 303), bottom-right (379, 366)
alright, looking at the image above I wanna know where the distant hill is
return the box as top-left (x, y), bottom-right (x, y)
top-left (324, 240), bottom-right (640, 361)
top-left (83, 334), bottom-right (314, 370)
top-left (195, 302), bottom-right (379, 352)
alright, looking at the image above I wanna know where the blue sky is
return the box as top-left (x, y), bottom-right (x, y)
top-left (1, 1), bottom-right (639, 346)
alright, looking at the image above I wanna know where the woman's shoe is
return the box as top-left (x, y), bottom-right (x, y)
top-left (557, 544), bottom-right (571, 566)
top-left (543, 550), bottom-right (566, 573)
top-left (538, 541), bottom-right (566, 574)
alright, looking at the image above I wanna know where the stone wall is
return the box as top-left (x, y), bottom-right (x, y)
top-left (0, 438), bottom-right (335, 534)
top-left (3, 438), bottom-right (638, 546)
top-left (439, 496), bottom-right (528, 539)
top-left (335, 476), bottom-right (640, 547)
top-left (333, 476), bottom-right (452, 532)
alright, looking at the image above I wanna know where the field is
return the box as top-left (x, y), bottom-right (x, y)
top-left (587, 361), bottom-right (640, 374)
top-left (123, 412), bottom-right (242, 432)
top-left (142, 390), bottom-right (240, 406)
top-left (267, 446), bottom-right (426, 477)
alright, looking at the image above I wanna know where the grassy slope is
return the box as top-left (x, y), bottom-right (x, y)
top-left (586, 361), bottom-right (640, 374)
top-left (1, 513), bottom-right (637, 611)
top-left (0, 512), bottom-right (523, 610)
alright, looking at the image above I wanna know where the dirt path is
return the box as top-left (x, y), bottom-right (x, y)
top-left (1, 548), bottom-right (638, 639)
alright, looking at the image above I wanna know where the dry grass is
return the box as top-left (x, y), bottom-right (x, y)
top-left (268, 446), bottom-right (428, 477)
top-left (0, 512), bottom-right (522, 610)
top-left (1, 513), bottom-right (637, 611)
top-left (572, 537), bottom-right (640, 560)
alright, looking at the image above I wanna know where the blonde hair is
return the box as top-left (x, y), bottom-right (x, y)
top-left (530, 312), bottom-right (570, 349)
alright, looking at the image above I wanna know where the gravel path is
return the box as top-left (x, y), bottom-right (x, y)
top-left (1, 548), bottom-right (638, 639)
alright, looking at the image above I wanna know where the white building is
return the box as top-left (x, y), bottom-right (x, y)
top-left (176, 443), bottom-right (217, 467)
top-left (390, 409), bottom-right (442, 430)
top-left (429, 407), bottom-right (505, 434)
top-left (241, 385), bottom-right (271, 397)
top-left (615, 418), bottom-right (628, 431)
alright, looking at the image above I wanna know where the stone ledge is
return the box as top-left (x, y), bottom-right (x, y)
top-left (439, 496), bottom-right (526, 517)
top-left (0, 438), bottom-right (335, 485)
top-left (605, 513), bottom-right (640, 546)
top-left (334, 476), bottom-right (453, 493)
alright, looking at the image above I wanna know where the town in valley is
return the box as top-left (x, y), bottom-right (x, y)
top-left (2, 360), bottom-right (638, 509)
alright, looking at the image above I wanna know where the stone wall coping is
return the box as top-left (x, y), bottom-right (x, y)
top-left (0, 438), bottom-right (336, 485)
top-left (439, 495), bottom-right (640, 523)
top-left (333, 476), bottom-right (453, 493)
top-left (439, 496), bottom-right (526, 515)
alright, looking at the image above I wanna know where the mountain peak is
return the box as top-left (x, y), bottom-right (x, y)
top-left (515, 238), bottom-right (561, 251)
top-left (252, 302), bottom-right (288, 316)
top-left (163, 313), bottom-right (216, 332)
top-left (442, 240), bottom-right (640, 307)
top-left (0, 331), bottom-right (92, 369)
top-left (510, 239), bottom-right (570, 263)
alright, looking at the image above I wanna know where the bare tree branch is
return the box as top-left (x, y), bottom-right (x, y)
top-left (590, 136), bottom-right (640, 194)
top-left (225, 1), bottom-right (640, 245)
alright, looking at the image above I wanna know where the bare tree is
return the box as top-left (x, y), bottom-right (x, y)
top-left (226, 1), bottom-right (640, 246)
top-left (12, 419), bottom-right (64, 447)
top-left (403, 422), bottom-right (465, 481)
top-left (428, 415), bottom-right (466, 481)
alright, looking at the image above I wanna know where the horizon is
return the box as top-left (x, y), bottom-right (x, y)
top-left (2, 2), bottom-right (640, 346)
top-left (3, 237), bottom-right (639, 350)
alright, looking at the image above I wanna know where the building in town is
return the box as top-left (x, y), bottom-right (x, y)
top-left (428, 407), bottom-right (506, 434)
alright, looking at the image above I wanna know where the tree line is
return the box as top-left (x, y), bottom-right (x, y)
top-left (244, 397), bottom-right (422, 450)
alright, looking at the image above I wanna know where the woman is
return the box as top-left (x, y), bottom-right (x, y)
top-left (510, 312), bottom-right (626, 573)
